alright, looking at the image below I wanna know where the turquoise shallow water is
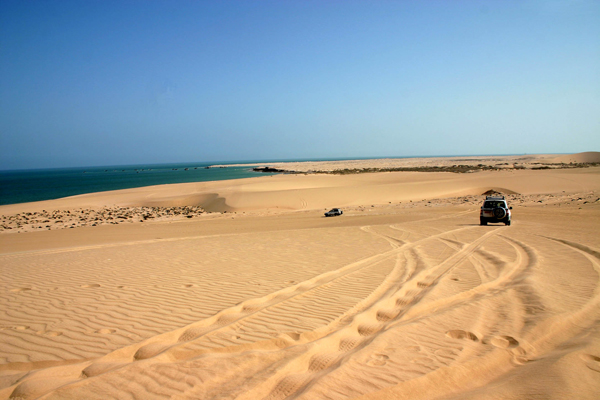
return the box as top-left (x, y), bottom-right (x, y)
top-left (0, 162), bottom-right (271, 206)
top-left (0, 155), bottom-right (521, 206)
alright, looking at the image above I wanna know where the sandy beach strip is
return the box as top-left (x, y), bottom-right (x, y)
top-left (1, 153), bottom-right (600, 399)
top-left (210, 152), bottom-right (600, 173)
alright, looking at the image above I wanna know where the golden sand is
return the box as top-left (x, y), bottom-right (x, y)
top-left (1, 153), bottom-right (599, 399)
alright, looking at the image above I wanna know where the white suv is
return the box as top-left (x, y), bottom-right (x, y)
top-left (480, 196), bottom-right (512, 226)
top-left (324, 208), bottom-right (343, 217)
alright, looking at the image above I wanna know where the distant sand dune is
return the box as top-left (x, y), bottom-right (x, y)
top-left (552, 151), bottom-right (600, 164)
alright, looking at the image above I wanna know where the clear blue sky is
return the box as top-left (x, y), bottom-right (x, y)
top-left (1, 0), bottom-right (598, 170)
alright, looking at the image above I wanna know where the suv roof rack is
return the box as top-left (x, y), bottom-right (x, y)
top-left (485, 195), bottom-right (505, 200)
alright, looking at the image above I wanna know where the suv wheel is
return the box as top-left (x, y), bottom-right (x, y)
top-left (494, 208), bottom-right (507, 219)
top-left (480, 218), bottom-right (487, 226)
top-left (505, 220), bottom-right (511, 226)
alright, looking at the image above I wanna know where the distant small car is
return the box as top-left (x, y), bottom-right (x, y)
top-left (480, 196), bottom-right (512, 225)
top-left (324, 208), bottom-right (343, 217)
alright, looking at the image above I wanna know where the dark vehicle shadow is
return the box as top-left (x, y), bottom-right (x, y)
top-left (457, 223), bottom-right (507, 226)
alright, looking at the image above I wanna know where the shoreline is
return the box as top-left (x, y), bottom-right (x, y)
top-left (209, 153), bottom-right (558, 170)
top-left (212, 153), bottom-right (600, 174)
top-left (251, 161), bottom-right (599, 175)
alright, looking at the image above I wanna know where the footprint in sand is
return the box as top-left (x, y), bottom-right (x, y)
top-left (284, 332), bottom-right (301, 340)
top-left (376, 309), bottom-right (397, 322)
top-left (339, 336), bottom-right (360, 352)
top-left (580, 354), bottom-right (600, 373)
top-left (134, 342), bottom-right (170, 360)
top-left (508, 346), bottom-right (533, 365)
top-left (446, 330), bottom-right (479, 342)
top-left (216, 313), bottom-right (243, 326)
top-left (308, 353), bottom-right (338, 372)
top-left (357, 323), bottom-right (381, 336)
top-left (396, 296), bottom-right (413, 306)
top-left (179, 327), bottom-right (206, 342)
top-left (242, 304), bottom-right (261, 312)
top-left (489, 335), bottom-right (519, 349)
top-left (10, 378), bottom-right (72, 400)
top-left (366, 353), bottom-right (390, 366)
top-left (512, 356), bottom-right (532, 365)
top-left (81, 362), bottom-right (123, 378)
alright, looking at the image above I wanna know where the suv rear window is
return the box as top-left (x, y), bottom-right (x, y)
top-left (484, 201), bottom-right (505, 208)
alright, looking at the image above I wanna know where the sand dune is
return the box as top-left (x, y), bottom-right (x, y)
top-left (2, 166), bottom-right (599, 217)
top-left (211, 153), bottom-right (562, 172)
top-left (1, 159), bottom-right (600, 399)
top-left (551, 151), bottom-right (600, 164)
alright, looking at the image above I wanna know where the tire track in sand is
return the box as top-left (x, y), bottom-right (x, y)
top-left (5, 224), bottom-right (480, 399)
top-left (10, 223), bottom-right (556, 400)
top-left (333, 235), bottom-right (600, 400)
top-left (20, 230), bottom-right (600, 400)
top-left (239, 228), bottom-right (511, 400)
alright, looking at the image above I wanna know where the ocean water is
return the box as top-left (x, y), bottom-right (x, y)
top-left (0, 162), bottom-right (272, 206)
